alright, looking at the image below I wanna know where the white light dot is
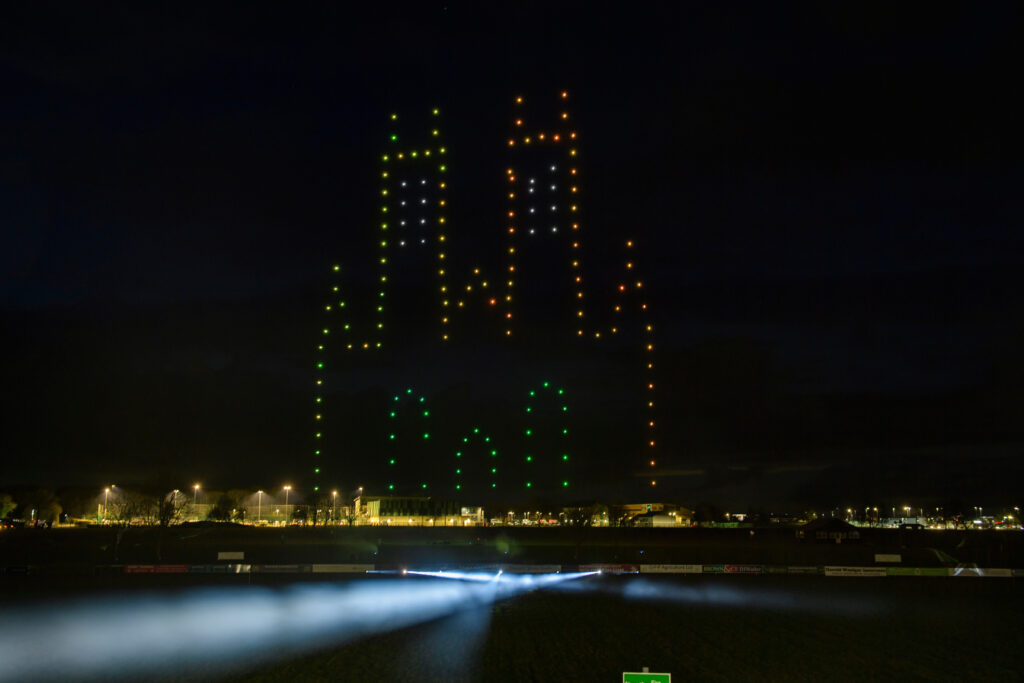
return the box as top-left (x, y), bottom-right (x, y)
top-left (550, 205), bottom-right (556, 211)
top-left (550, 185), bottom-right (556, 191)
top-left (421, 179), bottom-right (427, 185)
top-left (529, 228), bottom-right (536, 235)
top-left (421, 198), bottom-right (427, 204)
top-left (550, 165), bottom-right (556, 172)
top-left (551, 226), bottom-right (558, 233)
top-left (529, 178), bottom-right (535, 184)
top-left (420, 238), bottom-right (426, 244)
top-left (401, 181), bottom-right (407, 187)
top-left (400, 201), bottom-right (406, 206)
top-left (529, 207), bottom-right (535, 213)
top-left (420, 218), bottom-right (426, 225)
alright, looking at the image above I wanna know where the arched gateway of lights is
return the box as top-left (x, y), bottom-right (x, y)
top-left (311, 93), bottom-right (659, 501)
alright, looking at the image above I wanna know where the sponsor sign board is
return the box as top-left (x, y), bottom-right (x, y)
top-left (702, 564), bottom-right (726, 574)
top-left (255, 564), bottom-right (312, 573)
top-left (217, 551), bottom-right (245, 561)
top-left (640, 564), bottom-right (703, 574)
top-left (787, 566), bottom-right (821, 575)
top-left (724, 564), bottom-right (763, 574)
top-left (501, 565), bottom-right (561, 574)
top-left (125, 565), bottom-right (189, 574)
top-left (949, 567), bottom-right (1013, 578)
top-left (579, 564), bottom-right (640, 574)
top-left (874, 554), bottom-right (902, 563)
top-left (311, 564), bottom-right (375, 573)
top-left (885, 567), bottom-right (947, 577)
top-left (824, 566), bottom-right (886, 577)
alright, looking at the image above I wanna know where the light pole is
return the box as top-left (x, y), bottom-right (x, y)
top-left (257, 490), bottom-right (263, 524)
top-left (103, 487), bottom-right (111, 522)
top-left (284, 485), bottom-right (292, 524)
top-left (331, 490), bottom-right (338, 524)
top-left (193, 484), bottom-right (201, 521)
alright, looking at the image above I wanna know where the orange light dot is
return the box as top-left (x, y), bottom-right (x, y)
top-left (538, 133), bottom-right (545, 140)
top-left (561, 112), bottom-right (568, 119)
top-left (508, 139), bottom-right (515, 146)
top-left (561, 91), bottom-right (568, 99)
top-left (515, 119), bottom-right (523, 126)
top-left (553, 134), bottom-right (560, 141)
top-left (651, 480), bottom-right (657, 486)
top-left (489, 298), bottom-right (497, 306)
top-left (618, 284), bottom-right (626, 292)
top-left (650, 460), bottom-right (656, 466)
top-left (570, 168), bottom-right (577, 175)
top-left (516, 96), bottom-right (523, 104)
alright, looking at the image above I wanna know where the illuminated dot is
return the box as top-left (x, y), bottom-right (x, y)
top-left (562, 481), bottom-right (569, 487)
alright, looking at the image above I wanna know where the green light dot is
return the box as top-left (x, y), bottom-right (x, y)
top-left (315, 397), bottom-right (322, 403)
top-left (389, 434), bottom-right (395, 440)
top-left (314, 450), bottom-right (320, 455)
top-left (525, 455), bottom-right (532, 462)
top-left (423, 433), bottom-right (430, 439)
top-left (390, 411), bottom-right (396, 418)
top-left (456, 484), bottom-right (461, 490)
top-left (456, 468), bottom-right (461, 474)
top-left (462, 437), bottom-right (468, 443)
top-left (313, 486), bottom-right (319, 491)
top-left (526, 482), bottom-right (532, 487)
top-left (314, 467), bottom-right (320, 473)
top-left (421, 483), bottom-right (427, 489)
top-left (490, 450), bottom-right (497, 456)
top-left (543, 381), bottom-right (550, 388)
top-left (389, 459), bottom-right (395, 465)
top-left (389, 484), bottom-right (395, 490)
top-left (423, 410), bottom-right (429, 417)
top-left (394, 396), bottom-right (400, 401)
top-left (562, 480), bottom-right (569, 487)
top-left (484, 436), bottom-right (490, 443)
top-left (322, 328), bottom-right (329, 334)
top-left (525, 429), bottom-right (532, 436)
top-left (390, 134), bottom-right (397, 141)
top-left (456, 451), bottom-right (461, 457)
top-left (473, 428), bottom-right (479, 434)
top-left (407, 388), bottom-right (413, 394)
top-left (558, 389), bottom-right (564, 395)
top-left (316, 362), bottom-right (324, 369)
top-left (526, 407), bottom-right (532, 413)
top-left (419, 397), bottom-right (425, 403)
top-left (562, 429), bottom-right (568, 435)
top-left (491, 483), bottom-right (496, 488)
top-left (529, 390), bottom-right (535, 397)
top-left (562, 454), bottom-right (569, 461)
top-left (562, 406), bottom-right (568, 412)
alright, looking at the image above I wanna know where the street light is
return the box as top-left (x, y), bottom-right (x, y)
top-left (193, 484), bottom-right (201, 521)
top-left (103, 487), bottom-right (112, 522)
top-left (284, 486), bottom-right (292, 523)
top-left (331, 490), bottom-right (338, 524)
top-left (257, 490), bottom-right (263, 524)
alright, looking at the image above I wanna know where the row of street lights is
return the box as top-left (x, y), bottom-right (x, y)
top-left (99, 483), bottom-right (362, 524)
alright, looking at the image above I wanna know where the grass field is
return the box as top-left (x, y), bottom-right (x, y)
top-left (221, 576), bottom-right (1023, 683)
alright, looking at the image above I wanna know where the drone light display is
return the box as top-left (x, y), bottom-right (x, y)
top-left (312, 94), bottom-right (659, 498)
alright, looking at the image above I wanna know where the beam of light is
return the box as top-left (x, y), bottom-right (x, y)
top-left (545, 577), bottom-right (884, 617)
top-left (0, 575), bottom-right (593, 682)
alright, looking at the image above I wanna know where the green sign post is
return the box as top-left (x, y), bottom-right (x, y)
top-left (623, 669), bottom-right (671, 683)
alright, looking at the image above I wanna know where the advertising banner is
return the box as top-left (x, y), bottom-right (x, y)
top-left (640, 564), bottom-right (703, 574)
top-left (824, 566), bottom-right (886, 577)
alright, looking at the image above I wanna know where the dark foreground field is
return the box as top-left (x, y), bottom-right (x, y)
top-left (1, 574), bottom-right (1020, 682)
top-left (218, 576), bottom-right (1023, 683)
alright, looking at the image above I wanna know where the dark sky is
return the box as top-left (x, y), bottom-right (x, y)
top-left (2, 3), bottom-right (1022, 508)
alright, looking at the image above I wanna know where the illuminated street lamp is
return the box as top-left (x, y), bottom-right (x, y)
top-left (193, 484), bottom-right (201, 521)
top-left (284, 485), bottom-right (292, 523)
top-left (257, 490), bottom-right (263, 524)
top-left (331, 490), bottom-right (338, 524)
top-left (103, 486), bottom-right (112, 522)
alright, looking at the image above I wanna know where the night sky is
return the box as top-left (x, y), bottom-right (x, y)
top-left (2, 3), bottom-right (1021, 507)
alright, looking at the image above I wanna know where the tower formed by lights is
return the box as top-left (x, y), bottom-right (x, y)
top-left (504, 92), bottom-right (659, 485)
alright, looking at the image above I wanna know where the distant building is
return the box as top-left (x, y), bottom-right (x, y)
top-left (614, 503), bottom-right (692, 526)
top-left (633, 511), bottom-right (684, 527)
top-left (796, 517), bottom-right (861, 543)
top-left (358, 496), bottom-right (467, 526)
